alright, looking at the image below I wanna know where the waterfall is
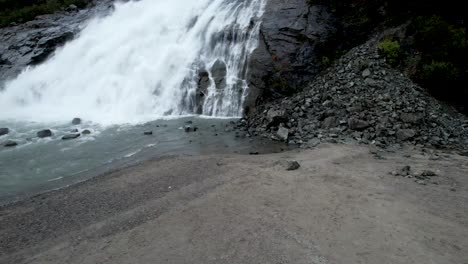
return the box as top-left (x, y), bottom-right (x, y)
top-left (0, 0), bottom-right (265, 125)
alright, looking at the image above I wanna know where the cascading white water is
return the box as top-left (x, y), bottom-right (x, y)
top-left (0, 0), bottom-right (265, 125)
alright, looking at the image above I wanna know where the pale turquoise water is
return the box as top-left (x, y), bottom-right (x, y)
top-left (0, 117), bottom-right (286, 204)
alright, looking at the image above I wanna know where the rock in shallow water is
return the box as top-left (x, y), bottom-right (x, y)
top-left (0, 128), bottom-right (9, 136)
top-left (82, 130), bottom-right (91, 135)
top-left (144, 131), bottom-right (153, 135)
top-left (62, 134), bottom-right (80, 140)
top-left (37, 129), bottom-right (52, 138)
top-left (72, 118), bottom-right (82, 125)
top-left (3, 140), bottom-right (18, 147)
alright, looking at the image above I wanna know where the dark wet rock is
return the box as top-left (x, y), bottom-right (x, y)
top-left (348, 118), bottom-right (370, 131)
top-left (0, 128), bottom-right (9, 136)
top-left (184, 126), bottom-right (198, 133)
top-left (421, 170), bottom-right (437, 177)
top-left (249, 151), bottom-right (260, 155)
top-left (245, 0), bottom-right (337, 110)
top-left (72, 118), bottom-right (82, 125)
top-left (286, 160), bottom-right (301, 171)
top-left (0, 0), bottom-right (115, 83)
top-left (30, 31), bottom-right (75, 65)
top-left (70, 128), bottom-right (79, 133)
top-left (37, 129), bottom-right (52, 138)
top-left (396, 129), bottom-right (416, 141)
top-left (143, 131), bottom-right (153, 135)
top-left (211, 60), bottom-right (227, 89)
top-left (3, 140), bottom-right (18, 147)
top-left (82, 130), bottom-right (92, 135)
top-left (62, 134), bottom-right (80, 140)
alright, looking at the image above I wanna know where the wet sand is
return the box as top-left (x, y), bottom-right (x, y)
top-left (1, 143), bottom-right (467, 263)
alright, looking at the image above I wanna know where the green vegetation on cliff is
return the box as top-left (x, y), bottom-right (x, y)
top-left (309, 0), bottom-right (468, 112)
top-left (0, 0), bottom-right (88, 27)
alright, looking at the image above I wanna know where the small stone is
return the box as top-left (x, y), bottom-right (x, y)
top-left (37, 129), bottom-right (52, 138)
top-left (396, 165), bottom-right (411, 176)
top-left (144, 131), bottom-right (153, 135)
top-left (415, 180), bottom-right (427, 185)
top-left (3, 140), bottom-right (18, 147)
top-left (396, 129), bottom-right (416, 141)
top-left (362, 69), bottom-right (371, 78)
top-left (184, 126), bottom-right (194, 132)
top-left (70, 129), bottom-right (79, 133)
top-left (277, 127), bottom-right (289, 142)
top-left (286, 161), bottom-right (301, 171)
top-left (249, 151), bottom-right (260, 155)
top-left (72, 118), bottom-right (82, 125)
top-left (0, 128), bottom-right (9, 136)
top-left (348, 118), bottom-right (370, 131)
top-left (82, 130), bottom-right (92, 135)
top-left (62, 134), bottom-right (81, 140)
top-left (421, 170), bottom-right (437, 177)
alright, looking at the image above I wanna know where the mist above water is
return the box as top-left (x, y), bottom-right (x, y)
top-left (0, 0), bottom-right (265, 125)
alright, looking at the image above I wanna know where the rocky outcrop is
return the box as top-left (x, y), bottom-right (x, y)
top-left (245, 0), bottom-right (337, 112)
top-left (238, 36), bottom-right (468, 150)
top-left (0, 0), bottom-right (115, 87)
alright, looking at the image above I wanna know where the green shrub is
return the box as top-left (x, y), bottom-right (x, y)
top-left (378, 39), bottom-right (401, 66)
top-left (413, 16), bottom-right (468, 63)
top-left (420, 61), bottom-right (460, 98)
top-left (321, 56), bottom-right (331, 67)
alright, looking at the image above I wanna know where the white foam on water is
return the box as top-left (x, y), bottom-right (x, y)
top-left (0, 0), bottom-right (265, 125)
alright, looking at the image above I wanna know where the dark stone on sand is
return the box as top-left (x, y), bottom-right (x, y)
top-left (0, 128), bottom-right (9, 136)
top-left (286, 160), bottom-right (301, 171)
top-left (144, 131), bottom-right (153, 135)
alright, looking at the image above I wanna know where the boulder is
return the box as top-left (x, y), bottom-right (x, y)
top-left (348, 118), bottom-right (370, 131)
top-left (277, 127), bottom-right (289, 141)
top-left (396, 129), bottom-right (416, 141)
top-left (37, 129), bottom-right (52, 138)
top-left (62, 134), bottom-right (81, 140)
top-left (3, 140), bottom-right (18, 147)
top-left (82, 130), bottom-right (92, 135)
top-left (400, 113), bottom-right (424, 124)
top-left (245, 0), bottom-right (337, 109)
top-left (72, 118), bottom-right (82, 125)
top-left (286, 160), bottom-right (301, 171)
top-left (322, 116), bottom-right (338, 129)
top-left (0, 128), bottom-right (9, 136)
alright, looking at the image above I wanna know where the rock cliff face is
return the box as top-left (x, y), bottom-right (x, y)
top-left (0, 0), bottom-right (114, 87)
top-left (245, 0), bottom-right (337, 113)
top-left (238, 35), bottom-right (468, 150)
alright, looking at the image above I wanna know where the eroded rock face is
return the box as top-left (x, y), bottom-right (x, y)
top-left (245, 0), bottom-right (337, 111)
top-left (0, 0), bottom-right (115, 87)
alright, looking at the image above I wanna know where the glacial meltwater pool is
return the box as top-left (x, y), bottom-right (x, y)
top-left (0, 117), bottom-right (286, 204)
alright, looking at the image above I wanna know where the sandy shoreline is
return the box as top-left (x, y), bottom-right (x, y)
top-left (1, 143), bottom-right (467, 263)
